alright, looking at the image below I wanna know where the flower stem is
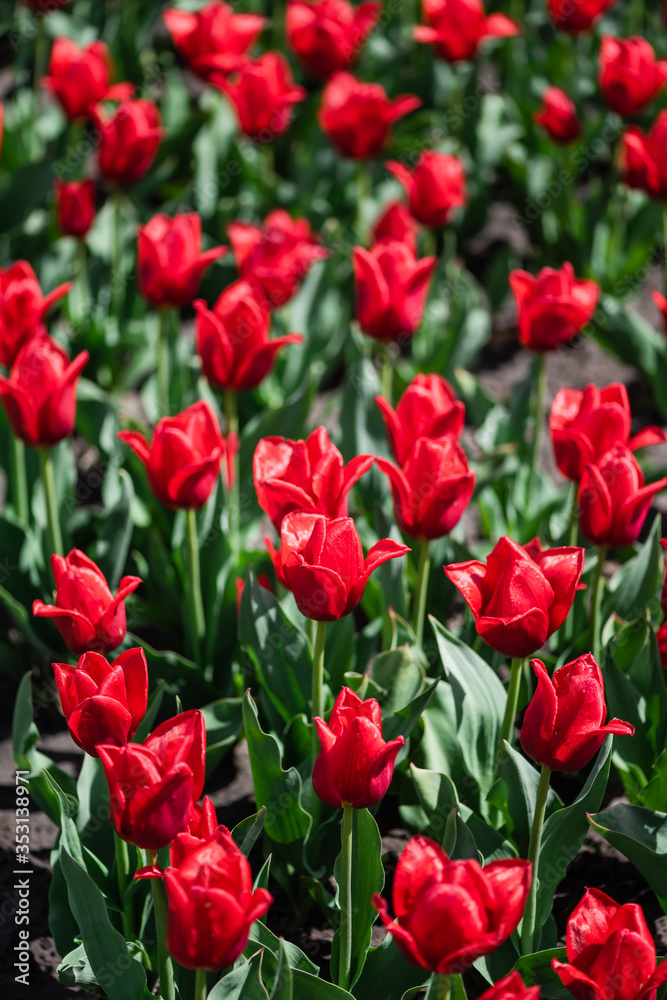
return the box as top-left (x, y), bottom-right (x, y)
top-left (429, 972), bottom-right (451, 1000)
top-left (338, 803), bottom-right (354, 992)
top-left (521, 764), bottom-right (551, 954)
top-left (412, 538), bottom-right (431, 648)
top-left (567, 482), bottom-right (578, 547)
top-left (111, 193), bottom-right (124, 319)
top-left (356, 161), bottom-right (371, 241)
top-left (146, 849), bottom-right (175, 1000)
top-left (311, 619), bottom-right (327, 760)
top-left (590, 545), bottom-right (607, 662)
top-left (224, 390), bottom-right (240, 553)
top-left (157, 308), bottom-right (170, 419)
top-left (38, 448), bottom-right (63, 560)
top-left (498, 657), bottom-right (523, 755)
top-left (186, 507), bottom-right (205, 668)
top-left (10, 435), bottom-right (29, 525)
top-left (114, 831), bottom-right (134, 940)
top-left (527, 351), bottom-right (546, 498)
top-left (194, 967), bottom-right (207, 1000)
top-left (380, 354), bottom-right (392, 403)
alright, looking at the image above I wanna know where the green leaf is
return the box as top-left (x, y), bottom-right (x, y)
top-left (408, 764), bottom-right (459, 844)
top-left (370, 647), bottom-right (425, 715)
top-left (269, 940), bottom-right (294, 1000)
top-left (246, 920), bottom-right (319, 978)
top-left (292, 971), bottom-right (355, 1000)
top-left (91, 469), bottom-right (135, 590)
top-left (588, 803), bottom-right (667, 905)
top-left (513, 947), bottom-right (569, 997)
top-left (602, 515), bottom-right (662, 624)
top-left (495, 741), bottom-right (562, 857)
top-left (202, 697), bottom-right (244, 767)
top-left (383, 679), bottom-right (439, 744)
top-left (352, 935), bottom-right (428, 1000)
top-left (208, 952), bottom-right (268, 999)
top-left (232, 807), bottom-right (268, 856)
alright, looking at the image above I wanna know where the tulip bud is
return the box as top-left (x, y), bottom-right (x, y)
top-left (0, 263), bottom-right (71, 367)
top-left (599, 36), bottom-right (667, 117)
top-left (621, 111), bottom-right (667, 201)
top-left (414, 0), bottom-right (519, 63)
top-left (376, 373), bottom-right (465, 464)
top-left (42, 38), bottom-right (131, 121)
top-left (533, 87), bottom-right (582, 145)
top-left (54, 179), bottom-right (96, 239)
top-left (319, 72), bottom-right (421, 159)
top-left (509, 262), bottom-right (600, 352)
top-left (163, 1), bottom-right (265, 83)
top-left (95, 99), bottom-right (164, 188)
top-left (216, 52), bottom-right (306, 142)
top-left (386, 151), bottom-right (467, 228)
top-left (137, 213), bottom-right (227, 309)
top-left (547, 0), bottom-right (616, 33)
top-left (352, 241), bottom-right (436, 342)
top-left (287, 0), bottom-right (380, 81)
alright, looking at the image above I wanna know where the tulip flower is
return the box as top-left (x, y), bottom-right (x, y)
top-left (533, 87), bottom-right (582, 145)
top-left (170, 797), bottom-right (221, 867)
top-left (195, 279), bottom-right (303, 391)
top-left (509, 263), bottom-right (600, 352)
top-left (118, 401), bottom-right (226, 510)
top-left (0, 262), bottom-right (71, 367)
top-left (621, 111), bottom-right (667, 201)
top-left (549, 382), bottom-right (665, 482)
top-left (376, 373), bottom-right (465, 464)
top-left (227, 210), bottom-right (328, 308)
top-left (653, 290), bottom-right (667, 335)
top-left (95, 98), bottom-right (164, 188)
top-left (52, 648), bottom-right (148, 756)
top-left (373, 836), bottom-right (531, 973)
top-left (253, 426), bottom-right (374, 530)
top-left (137, 213), bottom-right (227, 309)
top-left (33, 550), bottom-right (141, 656)
top-left (319, 72), bottom-right (421, 160)
top-left (164, 1), bottom-right (265, 82)
top-left (414, 0), bottom-right (519, 63)
top-left (547, 0), bottom-right (617, 33)
top-left (352, 241), bottom-right (436, 342)
top-left (658, 621), bottom-right (667, 669)
top-left (97, 710), bottom-right (206, 849)
top-left (54, 179), bottom-right (97, 240)
top-left (41, 38), bottom-right (131, 121)
top-left (312, 687), bottom-right (405, 808)
top-left (386, 152), bottom-right (467, 229)
top-left (478, 973), bottom-right (540, 1000)
top-left (553, 889), bottom-right (667, 999)
top-left (371, 201), bottom-right (418, 254)
top-left (216, 52), bottom-right (306, 142)
top-left (599, 36), bottom-right (667, 117)
top-left (287, 0), bottom-right (380, 81)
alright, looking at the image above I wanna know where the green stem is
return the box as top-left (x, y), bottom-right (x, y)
top-left (39, 448), bottom-right (63, 560)
top-left (146, 849), bottom-right (175, 1000)
top-left (499, 657), bottom-right (523, 754)
top-left (338, 803), bottom-right (354, 992)
top-left (111, 193), bottom-right (124, 318)
top-left (157, 308), bottom-right (170, 419)
top-left (356, 161), bottom-right (371, 241)
top-left (590, 545), bottom-right (607, 662)
top-left (76, 239), bottom-right (89, 323)
top-left (194, 967), bottom-right (207, 1000)
top-left (567, 482), bottom-right (578, 547)
top-left (186, 507), bottom-right (205, 668)
top-left (380, 354), bottom-right (392, 403)
top-left (521, 764), bottom-right (552, 954)
top-left (429, 972), bottom-right (452, 1000)
top-left (311, 619), bottom-right (327, 760)
top-left (527, 352), bottom-right (546, 498)
top-left (10, 435), bottom-right (29, 524)
top-left (412, 538), bottom-right (431, 648)
top-left (114, 831), bottom-right (134, 940)
top-left (224, 390), bottom-right (240, 553)
top-left (421, 228), bottom-right (437, 260)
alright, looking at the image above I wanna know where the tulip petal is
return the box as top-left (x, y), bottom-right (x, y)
top-left (117, 430), bottom-right (151, 465)
top-left (131, 763), bottom-right (195, 849)
top-left (476, 606), bottom-right (550, 658)
top-left (578, 462), bottom-right (612, 546)
top-left (362, 537), bottom-right (411, 586)
top-left (552, 960), bottom-right (607, 1000)
top-left (629, 426), bottom-right (667, 450)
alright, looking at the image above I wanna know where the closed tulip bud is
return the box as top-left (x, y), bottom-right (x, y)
top-left (533, 87), bottom-right (582, 145)
top-left (444, 536), bottom-right (585, 658)
top-left (137, 213), bottom-right (227, 309)
top-left (319, 72), bottom-right (421, 160)
top-left (521, 655), bottom-right (634, 773)
top-left (253, 426), bottom-right (374, 530)
top-left (578, 444), bottom-right (667, 548)
top-left (376, 373), bottom-right (465, 464)
top-left (228, 210), bottom-right (328, 308)
top-left (553, 889), bottom-right (667, 999)
top-left (373, 836), bottom-right (532, 973)
top-left (287, 0), bottom-right (380, 81)
top-left (478, 973), bottom-right (540, 1000)
top-left (621, 112), bottom-right (667, 201)
top-left (549, 382), bottom-right (665, 482)
top-left (216, 52), bottom-right (306, 142)
top-left (509, 263), bottom-right (600, 352)
top-left (371, 201), bottom-right (418, 255)
top-left (414, 0), bottom-right (519, 63)
top-left (195, 279), bottom-right (303, 391)
top-left (118, 401), bottom-right (226, 510)
top-left (54, 179), bottom-right (97, 239)
top-left (353, 241), bottom-right (436, 342)
top-left (95, 99), bottom-right (164, 188)
top-left (547, 0), bottom-right (616, 33)
top-left (33, 550), bottom-right (141, 656)
top-left (0, 262), bottom-right (71, 367)
top-left (386, 152), bottom-right (467, 228)
top-left (313, 687), bottom-right (405, 808)
top-left (0, 332), bottom-right (88, 447)
top-left (98, 710), bottom-right (205, 849)
top-left (599, 36), bottom-right (667, 117)
top-left (164, 1), bottom-right (265, 82)
top-left (42, 38), bottom-right (131, 121)
top-left (267, 511), bottom-right (410, 621)
top-left (53, 648), bottom-right (148, 756)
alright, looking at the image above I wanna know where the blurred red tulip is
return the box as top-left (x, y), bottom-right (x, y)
top-left (319, 71), bottom-right (421, 159)
top-left (353, 241), bottom-right (436, 342)
top-left (414, 0), bottom-right (519, 63)
top-left (0, 262), bottom-right (71, 367)
top-left (653, 290), bottom-right (667, 336)
top-left (509, 263), bottom-right (600, 351)
top-left (478, 973), bottom-right (540, 1000)
top-left (376, 374), bottom-right (465, 464)
top-left (578, 444), bottom-right (667, 547)
top-left (164, 1), bottom-right (265, 81)
top-left (42, 38), bottom-right (131, 121)
top-left (287, 0), bottom-right (380, 80)
top-left (547, 0), bottom-right (616, 33)
top-left (599, 36), bottom-right (667, 117)
top-left (386, 152), bottom-right (467, 228)
top-left (137, 213), bottom-right (227, 309)
top-left (217, 52), bottom-right (306, 142)
top-left (621, 111), bottom-right (667, 201)
top-left (95, 99), bottom-right (164, 188)
top-left (371, 201), bottom-right (418, 255)
top-left (54, 179), bottom-right (96, 239)
top-left (533, 87), bottom-right (582, 145)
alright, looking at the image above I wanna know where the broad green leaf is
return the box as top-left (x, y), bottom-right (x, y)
top-left (495, 741), bottom-right (562, 857)
top-left (208, 952), bottom-right (267, 999)
top-left (408, 764), bottom-right (458, 844)
top-left (370, 647), bottom-right (425, 715)
top-left (292, 971), bottom-right (355, 1000)
top-left (588, 803), bottom-right (667, 905)
top-left (91, 468), bottom-right (135, 590)
top-left (602, 515), bottom-right (662, 624)
top-left (352, 935), bottom-right (428, 1000)
top-left (232, 807), bottom-right (268, 856)
top-left (269, 940), bottom-right (294, 1000)
top-left (513, 947), bottom-right (569, 997)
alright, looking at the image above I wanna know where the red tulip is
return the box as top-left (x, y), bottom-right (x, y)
top-left (373, 836), bottom-right (531, 973)
top-left (287, 0), bottom-right (380, 81)
top-left (253, 426), bottom-right (375, 530)
top-left (547, 0), bottom-right (616, 33)
top-left (195, 279), bottom-right (303, 391)
top-left (444, 536), bottom-right (585, 658)
top-left (216, 52), bottom-right (306, 142)
top-left (521, 654), bottom-right (634, 773)
top-left (95, 99), bottom-right (164, 188)
top-left (137, 213), bottom-right (227, 309)
top-left (599, 36), bottom-right (667, 117)
top-left (549, 382), bottom-right (665, 482)
top-left (652, 290), bottom-right (667, 336)
top-left (313, 687), bottom-right (405, 808)
top-left (386, 152), bottom-right (467, 228)
top-left (0, 262), bottom-right (71, 367)
top-left (621, 111), bottom-right (667, 201)
top-left (371, 201), bottom-right (418, 255)
top-left (661, 538), bottom-right (667, 617)
top-left (136, 826), bottom-right (272, 969)
top-left (54, 179), bottom-right (96, 239)
top-left (52, 648), bottom-right (148, 756)
top-left (42, 38), bottom-right (131, 121)
top-left (118, 401), bottom-right (225, 510)
top-left (0, 332), bottom-right (88, 447)
top-left (352, 241), bottom-right (436, 342)
top-left (98, 710), bottom-right (205, 849)
top-left (376, 438), bottom-right (475, 541)
top-left (376, 373), bottom-right (465, 464)
top-left (553, 889), bottom-right (667, 999)
top-left (533, 87), bottom-right (582, 145)
top-left (25, 0), bottom-right (69, 8)
top-left (509, 263), bottom-right (600, 352)
top-left (657, 621), bottom-right (667, 670)
top-left (227, 210), bottom-right (328, 308)
top-left (414, 0), bottom-right (519, 63)
top-left (33, 550), bottom-right (141, 656)
top-left (578, 444), bottom-right (667, 548)
top-left (163, 1), bottom-right (265, 81)
top-left (319, 71), bottom-right (421, 159)
top-left (266, 512), bottom-right (410, 621)
top-left (478, 973), bottom-right (540, 1000)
